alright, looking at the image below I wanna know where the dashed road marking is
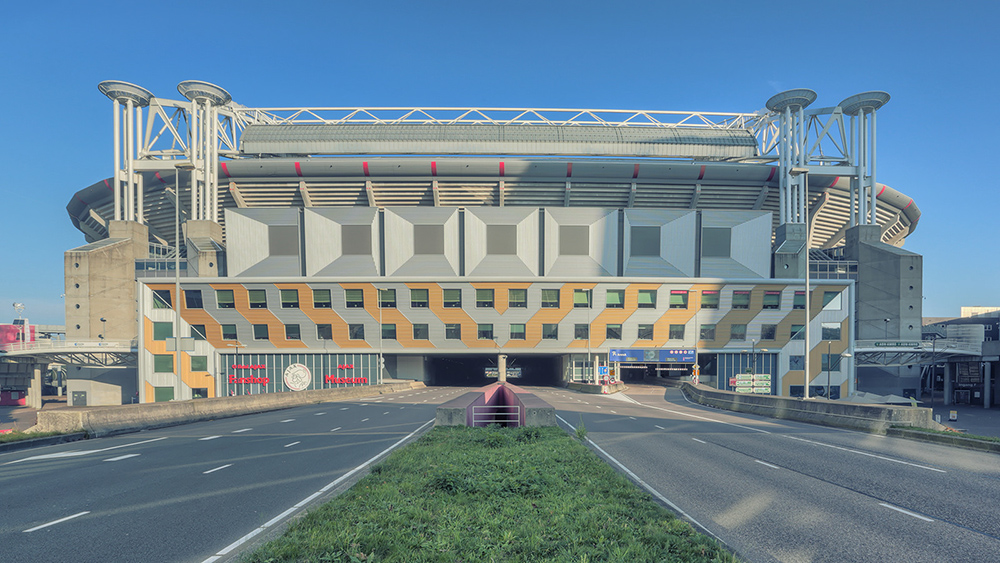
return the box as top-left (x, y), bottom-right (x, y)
top-left (232, 428), bottom-right (252, 433)
top-left (23, 511), bottom-right (89, 533)
top-left (199, 436), bottom-right (221, 441)
top-left (104, 454), bottom-right (140, 462)
top-left (284, 442), bottom-right (300, 448)
top-left (879, 503), bottom-right (934, 522)
top-left (204, 464), bottom-right (232, 474)
top-left (755, 460), bottom-right (780, 469)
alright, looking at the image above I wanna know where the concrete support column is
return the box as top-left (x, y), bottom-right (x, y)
top-left (985, 362), bottom-right (992, 409)
top-left (28, 363), bottom-right (44, 410)
top-left (944, 362), bottom-right (954, 406)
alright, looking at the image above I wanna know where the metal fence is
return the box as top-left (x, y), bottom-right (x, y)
top-left (472, 405), bottom-right (521, 427)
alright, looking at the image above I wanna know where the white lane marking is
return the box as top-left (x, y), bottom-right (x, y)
top-left (23, 511), bottom-right (90, 533)
top-left (629, 417), bottom-right (636, 420)
top-left (5, 437), bottom-right (167, 465)
top-left (755, 460), bottom-right (780, 469)
top-left (383, 412), bottom-right (389, 415)
top-left (232, 428), bottom-right (252, 433)
top-left (202, 419), bottom-right (434, 563)
top-left (340, 407), bottom-right (350, 410)
top-left (692, 438), bottom-right (707, 444)
top-left (104, 454), bottom-right (140, 462)
top-left (203, 464), bottom-right (232, 474)
top-left (199, 436), bottom-right (221, 441)
top-left (879, 502), bottom-right (934, 522)
top-left (555, 414), bottom-right (720, 542)
top-left (280, 419), bottom-right (295, 423)
top-left (654, 425), bottom-right (666, 430)
top-left (630, 401), bottom-right (770, 434)
top-left (361, 418), bottom-right (369, 422)
top-left (330, 427), bottom-right (342, 432)
top-left (609, 410), bottom-right (617, 414)
top-left (783, 435), bottom-right (946, 473)
top-left (284, 442), bottom-right (300, 448)
top-left (315, 412), bottom-right (326, 416)
top-left (596, 406), bottom-right (602, 409)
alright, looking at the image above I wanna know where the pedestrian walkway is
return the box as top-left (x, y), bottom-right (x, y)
top-left (925, 394), bottom-right (1000, 439)
top-left (0, 396), bottom-right (67, 432)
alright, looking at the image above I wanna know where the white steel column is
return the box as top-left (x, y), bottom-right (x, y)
top-left (112, 99), bottom-right (121, 221)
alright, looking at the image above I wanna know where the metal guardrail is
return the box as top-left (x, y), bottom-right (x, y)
top-left (472, 405), bottom-right (521, 427)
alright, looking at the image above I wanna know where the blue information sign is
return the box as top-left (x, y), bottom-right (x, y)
top-left (609, 348), bottom-right (696, 363)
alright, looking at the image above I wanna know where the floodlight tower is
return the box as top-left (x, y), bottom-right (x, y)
top-left (177, 81), bottom-right (232, 224)
top-left (838, 92), bottom-right (890, 228)
top-left (97, 81), bottom-right (154, 224)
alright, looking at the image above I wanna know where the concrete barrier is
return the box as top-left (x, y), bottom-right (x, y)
top-left (566, 381), bottom-right (626, 394)
top-left (435, 382), bottom-right (555, 427)
top-left (682, 382), bottom-right (947, 434)
top-left (32, 382), bottom-right (424, 437)
top-left (886, 428), bottom-right (1000, 454)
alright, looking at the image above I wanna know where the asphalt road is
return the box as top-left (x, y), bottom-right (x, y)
top-left (528, 384), bottom-right (1000, 563)
top-left (0, 386), bottom-right (470, 563)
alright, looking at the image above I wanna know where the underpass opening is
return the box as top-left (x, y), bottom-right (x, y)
top-left (427, 354), bottom-right (560, 387)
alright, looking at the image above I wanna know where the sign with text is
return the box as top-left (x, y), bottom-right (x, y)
top-left (609, 349), bottom-right (696, 363)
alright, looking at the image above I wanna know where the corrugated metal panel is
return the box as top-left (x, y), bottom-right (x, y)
top-left (383, 208), bottom-right (460, 277)
top-left (543, 208), bottom-right (618, 277)
top-left (304, 208), bottom-right (379, 277)
top-left (623, 210), bottom-right (696, 277)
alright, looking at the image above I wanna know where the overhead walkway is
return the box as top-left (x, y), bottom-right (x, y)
top-left (1, 339), bottom-right (137, 367)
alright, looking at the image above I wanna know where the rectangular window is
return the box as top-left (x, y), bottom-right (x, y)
top-left (510, 323), bottom-right (526, 340)
top-left (345, 288), bottom-right (364, 308)
top-left (318, 324), bottom-right (333, 340)
top-left (285, 324), bottom-right (301, 340)
top-left (190, 325), bottom-right (206, 341)
top-left (606, 289), bottom-right (624, 309)
top-left (701, 290), bottom-right (719, 309)
top-left (152, 289), bottom-right (172, 309)
top-left (793, 291), bottom-right (806, 310)
top-left (410, 288), bottom-right (429, 308)
top-left (791, 324), bottom-right (805, 340)
top-left (761, 324), bottom-right (777, 340)
top-left (822, 353), bottom-right (845, 371)
top-left (379, 288), bottom-right (396, 308)
top-left (606, 324), bottom-right (622, 340)
top-left (190, 355), bottom-right (208, 372)
top-left (313, 289), bottom-right (332, 309)
top-left (637, 324), bottom-right (654, 340)
top-left (253, 324), bottom-right (269, 340)
top-left (789, 355), bottom-right (804, 370)
top-left (637, 289), bottom-right (657, 308)
top-left (541, 289), bottom-right (560, 308)
top-left (280, 289), bottom-right (299, 309)
top-left (413, 324), bottom-right (429, 340)
top-left (192, 388), bottom-right (208, 399)
top-left (732, 290), bottom-right (750, 310)
top-left (573, 289), bottom-right (592, 308)
top-left (185, 290), bottom-right (203, 309)
top-left (348, 324), bottom-right (365, 340)
top-left (445, 323), bottom-right (462, 340)
top-left (152, 322), bottom-right (173, 341)
top-left (478, 324), bottom-right (494, 340)
top-left (762, 291), bottom-right (781, 310)
top-left (700, 324), bottom-right (716, 340)
top-left (574, 324), bottom-right (589, 340)
top-left (476, 288), bottom-right (495, 308)
top-left (217, 289), bottom-right (235, 309)
top-left (542, 324), bottom-right (559, 340)
top-left (823, 291), bottom-right (842, 310)
top-left (730, 324), bottom-right (747, 341)
top-left (249, 289), bottom-right (267, 309)
top-left (669, 290), bottom-right (688, 309)
top-left (154, 355), bottom-right (173, 373)
top-left (508, 288), bottom-right (527, 308)
top-left (381, 324), bottom-right (396, 340)
top-left (221, 324), bottom-right (237, 341)
top-left (669, 324), bottom-right (685, 340)
top-left (822, 323), bottom-right (842, 341)
top-left (443, 289), bottom-right (462, 308)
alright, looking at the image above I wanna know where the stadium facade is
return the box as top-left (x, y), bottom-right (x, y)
top-left (60, 82), bottom-right (923, 405)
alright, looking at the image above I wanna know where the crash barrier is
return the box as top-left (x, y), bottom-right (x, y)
top-left (32, 381), bottom-right (424, 437)
top-left (682, 382), bottom-right (946, 434)
top-left (566, 381), bottom-right (626, 395)
top-left (436, 382), bottom-right (555, 427)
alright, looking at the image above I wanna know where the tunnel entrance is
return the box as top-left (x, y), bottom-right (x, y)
top-left (428, 354), bottom-right (561, 387)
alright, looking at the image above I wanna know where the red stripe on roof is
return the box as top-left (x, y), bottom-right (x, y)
top-left (876, 185), bottom-right (886, 197)
top-left (294, 162), bottom-right (303, 177)
top-left (363, 162), bottom-right (370, 177)
top-left (431, 161), bottom-right (437, 176)
top-left (766, 166), bottom-right (776, 182)
top-left (698, 165), bottom-right (706, 180)
top-left (155, 172), bottom-right (167, 185)
top-left (903, 199), bottom-right (913, 210)
top-left (567, 163), bottom-right (573, 178)
top-left (499, 162), bottom-right (505, 177)
top-left (220, 162), bottom-right (231, 177)
top-left (633, 164), bottom-right (640, 179)
top-left (104, 179), bottom-right (112, 190)
top-left (829, 176), bottom-right (840, 187)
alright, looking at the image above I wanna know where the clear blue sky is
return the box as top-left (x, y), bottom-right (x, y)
top-left (1, 1), bottom-right (996, 325)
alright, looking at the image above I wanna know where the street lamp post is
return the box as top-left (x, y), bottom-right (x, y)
top-left (825, 341), bottom-right (852, 399)
top-left (789, 167), bottom-right (810, 399)
top-left (376, 286), bottom-right (386, 386)
top-left (100, 317), bottom-right (107, 341)
top-left (884, 318), bottom-right (890, 340)
top-left (174, 162), bottom-right (195, 401)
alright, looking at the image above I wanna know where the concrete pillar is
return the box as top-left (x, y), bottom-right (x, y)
top-left (944, 362), bottom-right (953, 405)
top-left (985, 362), bottom-right (993, 409)
top-left (28, 363), bottom-right (44, 409)
top-left (498, 353), bottom-right (507, 383)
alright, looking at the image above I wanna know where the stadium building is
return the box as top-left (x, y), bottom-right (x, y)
top-left (56, 82), bottom-right (926, 405)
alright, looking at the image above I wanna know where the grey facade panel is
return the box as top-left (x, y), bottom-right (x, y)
top-left (226, 208), bottom-right (300, 277)
top-left (305, 208), bottom-right (380, 277)
top-left (623, 209), bottom-right (696, 277)
top-left (544, 208), bottom-right (618, 277)
top-left (465, 207), bottom-right (539, 276)
top-left (383, 208), bottom-right (460, 276)
top-left (700, 210), bottom-right (771, 278)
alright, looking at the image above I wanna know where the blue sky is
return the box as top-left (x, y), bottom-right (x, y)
top-left (1, 0), bottom-right (996, 325)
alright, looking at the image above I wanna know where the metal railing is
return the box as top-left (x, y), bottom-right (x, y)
top-left (472, 405), bottom-right (521, 427)
top-left (1, 339), bottom-right (138, 354)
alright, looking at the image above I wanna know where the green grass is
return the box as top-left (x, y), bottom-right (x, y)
top-left (892, 426), bottom-right (1000, 443)
top-left (0, 430), bottom-right (66, 444)
top-left (244, 426), bottom-right (736, 563)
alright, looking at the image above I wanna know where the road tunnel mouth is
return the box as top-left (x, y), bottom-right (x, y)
top-left (427, 354), bottom-right (560, 387)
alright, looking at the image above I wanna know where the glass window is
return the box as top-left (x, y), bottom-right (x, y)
top-left (345, 288), bottom-right (364, 308)
top-left (763, 291), bottom-right (781, 310)
top-left (313, 289), bottom-right (332, 309)
top-left (822, 354), bottom-right (845, 371)
top-left (348, 324), bottom-right (365, 340)
top-left (280, 289), bottom-right (299, 309)
top-left (192, 388), bottom-right (208, 399)
top-left (573, 289), bottom-right (592, 308)
top-left (413, 324), bottom-right (429, 340)
top-left (791, 324), bottom-right (805, 340)
top-left (285, 324), bottom-right (301, 340)
top-left (701, 290), bottom-right (719, 309)
top-left (318, 324), bottom-right (333, 340)
top-left (793, 291), bottom-right (806, 310)
top-left (476, 289), bottom-right (494, 308)
top-left (730, 324), bottom-right (747, 341)
top-left (478, 324), bottom-right (494, 340)
top-left (154, 354), bottom-right (173, 373)
top-left (379, 289), bottom-right (396, 308)
top-left (669, 324), bottom-right (685, 340)
top-left (823, 291), bottom-right (842, 310)
top-left (790, 355), bottom-right (804, 370)
top-left (185, 290), bottom-right (203, 309)
top-left (637, 324), bottom-right (654, 340)
top-left (381, 324), bottom-right (396, 340)
top-left (761, 324), bottom-right (777, 340)
top-left (249, 289), bottom-right (267, 309)
top-left (153, 322), bottom-right (172, 341)
top-left (822, 323), bottom-right (842, 341)
top-left (443, 289), bottom-right (462, 308)
top-left (700, 324), bottom-right (716, 340)
top-left (542, 324), bottom-right (559, 340)
top-left (445, 323), bottom-right (462, 340)
top-left (732, 290), bottom-right (750, 310)
top-left (190, 325), bottom-right (206, 341)
top-left (191, 356), bottom-right (208, 371)
top-left (541, 289), bottom-right (560, 308)
top-left (253, 324), bottom-right (269, 340)
top-left (606, 324), bottom-right (622, 340)
top-left (637, 289), bottom-right (656, 308)
top-left (606, 289), bottom-right (624, 309)
top-left (669, 290), bottom-right (688, 309)
top-left (508, 288), bottom-right (527, 308)
top-left (152, 289), bottom-right (172, 309)
top-left (411, 288), bottom-right (429, 308)
top-left (574, 324), bottom-right (589, 340)
top-left (221, 324), bottom-right (237, 340)
top-left (510, 323), bottom-right (526, 340)
top-left (217, 289), bottom-right (235, 309)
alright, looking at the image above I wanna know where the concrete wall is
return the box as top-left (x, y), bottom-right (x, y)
top-left (435, 382), bottom-right (555, 427)
top-left (66, 366), bottom-right (137, 405)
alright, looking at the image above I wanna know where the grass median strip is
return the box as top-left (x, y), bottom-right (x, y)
top-left (244, 426), bottom-right (736, 562)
